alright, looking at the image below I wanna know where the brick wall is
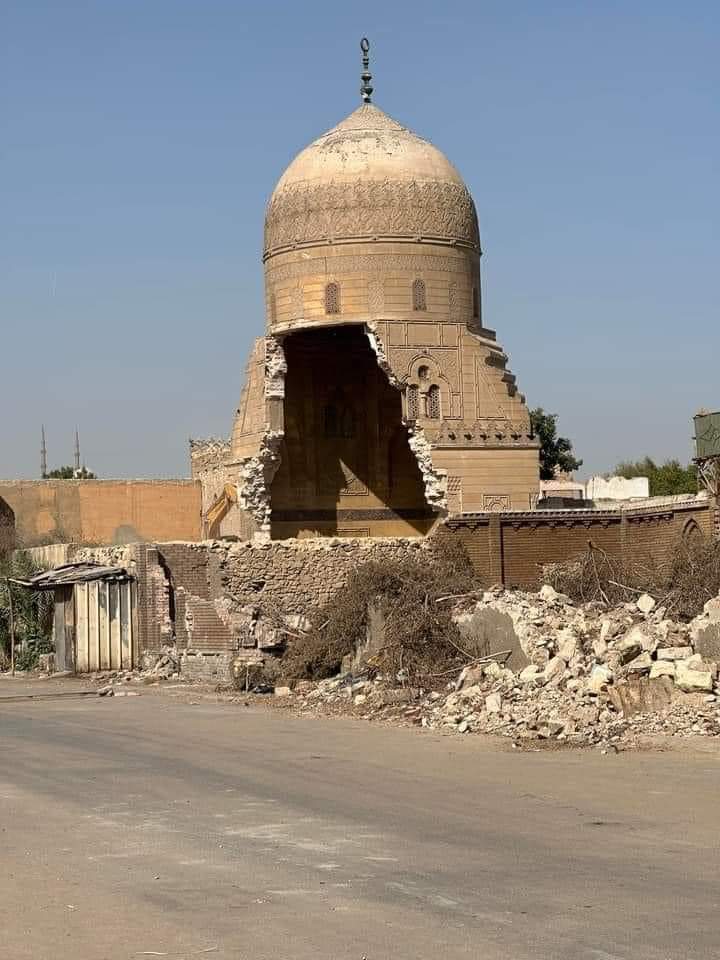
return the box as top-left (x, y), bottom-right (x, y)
top-left (448, 497), bottom-right (713, 587)
top-left (0, 479), bottom-right (202, 547)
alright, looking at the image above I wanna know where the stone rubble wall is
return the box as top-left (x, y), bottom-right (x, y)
top-left (73, 536), bottom-right (433, 682)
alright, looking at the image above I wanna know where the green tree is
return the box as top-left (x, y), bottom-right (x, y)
top-left (45, 465), bottom-right (96, 479)
top-left (614, 457), bottom-right (697, 497)
top-left (530, 408), bottom-right (583, 481)
top-left (0, 552), bottom-right (54, 669)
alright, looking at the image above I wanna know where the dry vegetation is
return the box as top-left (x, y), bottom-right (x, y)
top-left (544, 536), bottom-right (720, 620)
top-left (281, 536), bottom-right (482, 683)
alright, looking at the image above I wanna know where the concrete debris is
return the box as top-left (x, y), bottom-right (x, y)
top-left (148, 644), bottom-right (180, 679)
top-left (281, 584), bottom-right (720, 748)
top-left (636, 593), bottom-right (656, 615)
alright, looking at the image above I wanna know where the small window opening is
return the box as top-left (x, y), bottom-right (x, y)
top-left (427, 384), bottom-right (441, 419)
top-left (412, 278), bottom-right (427, 312)
top-left (325, 282), bottom-right (341, 314)
top-left (472, 286), bottom-right (479, 320)
top-left (406, 385), bottom-right (419, 420)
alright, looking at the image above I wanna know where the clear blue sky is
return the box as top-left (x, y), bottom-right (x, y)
top-left (2, 1), bottom-right (717, 480)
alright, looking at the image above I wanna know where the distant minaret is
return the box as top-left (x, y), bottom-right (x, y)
top-left (41, 425), bottom-right (48, 478)
top-left (74, 429), bottom-right (81, 473)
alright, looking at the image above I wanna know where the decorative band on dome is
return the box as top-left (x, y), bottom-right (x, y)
top-left (264, 178), bottom-right (480, 257)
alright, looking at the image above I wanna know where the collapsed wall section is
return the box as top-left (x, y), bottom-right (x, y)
top-left (366, 321), bottom-right (448, 515)
top-left (268, 325), bottom-right (436, 537)
top-left (77, 537), bottom-right (434, 681)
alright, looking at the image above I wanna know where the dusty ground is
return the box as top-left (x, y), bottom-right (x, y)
top-left (1, 675), bottom-right (719, 960)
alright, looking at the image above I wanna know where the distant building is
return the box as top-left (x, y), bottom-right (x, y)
top-left (585, 475), bottom-right (650, 502)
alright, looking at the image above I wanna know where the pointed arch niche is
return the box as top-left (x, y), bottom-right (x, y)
top-left (404, 355), bottom-right (452, 421)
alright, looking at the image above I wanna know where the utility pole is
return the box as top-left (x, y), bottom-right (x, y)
top-left (74, 429), bottom-right (81, 474)
top-left (41, 425), bottom-right (48, 479)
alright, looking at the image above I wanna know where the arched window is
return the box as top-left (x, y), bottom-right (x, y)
top-left (472, 286), bottom-right (479, 320)
top-left (325, 282), bottom-right (341, 314)
top-left (427, 384), bottom-right (441, 419)
top-left (406, 385), bottom-right (419, 420)
top-left (412, 278), bottom-right (427, 312)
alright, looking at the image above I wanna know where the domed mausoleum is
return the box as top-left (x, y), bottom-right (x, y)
top-left (197, 42), bottom-right (539, 539)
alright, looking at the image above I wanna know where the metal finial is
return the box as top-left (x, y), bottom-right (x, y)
top-left (360, 37), bottom-right (373, 104)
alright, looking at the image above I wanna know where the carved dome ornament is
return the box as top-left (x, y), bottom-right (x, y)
top-left (263, 89), bottom-right (480, 259)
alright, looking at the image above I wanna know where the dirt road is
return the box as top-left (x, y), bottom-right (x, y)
top-left (1, 677), bottom-right (718, 959)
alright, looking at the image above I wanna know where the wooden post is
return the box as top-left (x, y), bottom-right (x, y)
top-left (6, 578), bottom-right (15, 676)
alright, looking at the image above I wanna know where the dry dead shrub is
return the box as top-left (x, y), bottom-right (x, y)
top-left (665, 537), bottom-right (720, 619)
top-left (544, 536), bottom-right (720, 619)
top-left (281, 535), bottom-right (482, 683)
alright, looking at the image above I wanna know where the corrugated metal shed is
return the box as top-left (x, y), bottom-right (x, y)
top-left (17, 562), bottom-right (131, 590)
top-left (13, 562), bottom-right (137, 673)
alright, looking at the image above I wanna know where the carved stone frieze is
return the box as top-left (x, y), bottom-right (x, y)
top-left (367, 279), bottom-right (385, 315)
top-left (264, 179), bottom-right (480, 256)
top-left (265, 251), bottom-right (473, 285)
top-left (448, 279), bottom-right (461, 322)
top-left (433, 417), bottom-right (536, 449)
top-left (447, 476), bottom-right (463, 514)
top-left (483, 494), bottom-right (511, 512)
top-left (387, 346), bottom-right (461, 392)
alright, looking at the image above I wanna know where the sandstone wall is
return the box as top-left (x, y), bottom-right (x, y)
top-left (0, 479), bottom-right (202, 547)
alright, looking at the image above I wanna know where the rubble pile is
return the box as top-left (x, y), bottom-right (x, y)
top-left (282, 585), bottom-right (720, 747)
top-left (84, 644), bottom-right (181, 694)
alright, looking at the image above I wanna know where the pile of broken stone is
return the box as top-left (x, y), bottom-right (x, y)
top-left (285, 585), bottom-right (720, 747)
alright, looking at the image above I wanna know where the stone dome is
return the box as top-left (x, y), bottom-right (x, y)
top-left (263, 104), bottom-right (480, 260)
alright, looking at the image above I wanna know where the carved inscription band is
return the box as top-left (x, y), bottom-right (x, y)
top-left (265, 251), bottom-right (474, 284)
top-left (264, 179), bottom-right (480, 256)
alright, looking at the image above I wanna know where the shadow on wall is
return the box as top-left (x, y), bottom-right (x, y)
top-left (0, 497), bottom-right (15, 555)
